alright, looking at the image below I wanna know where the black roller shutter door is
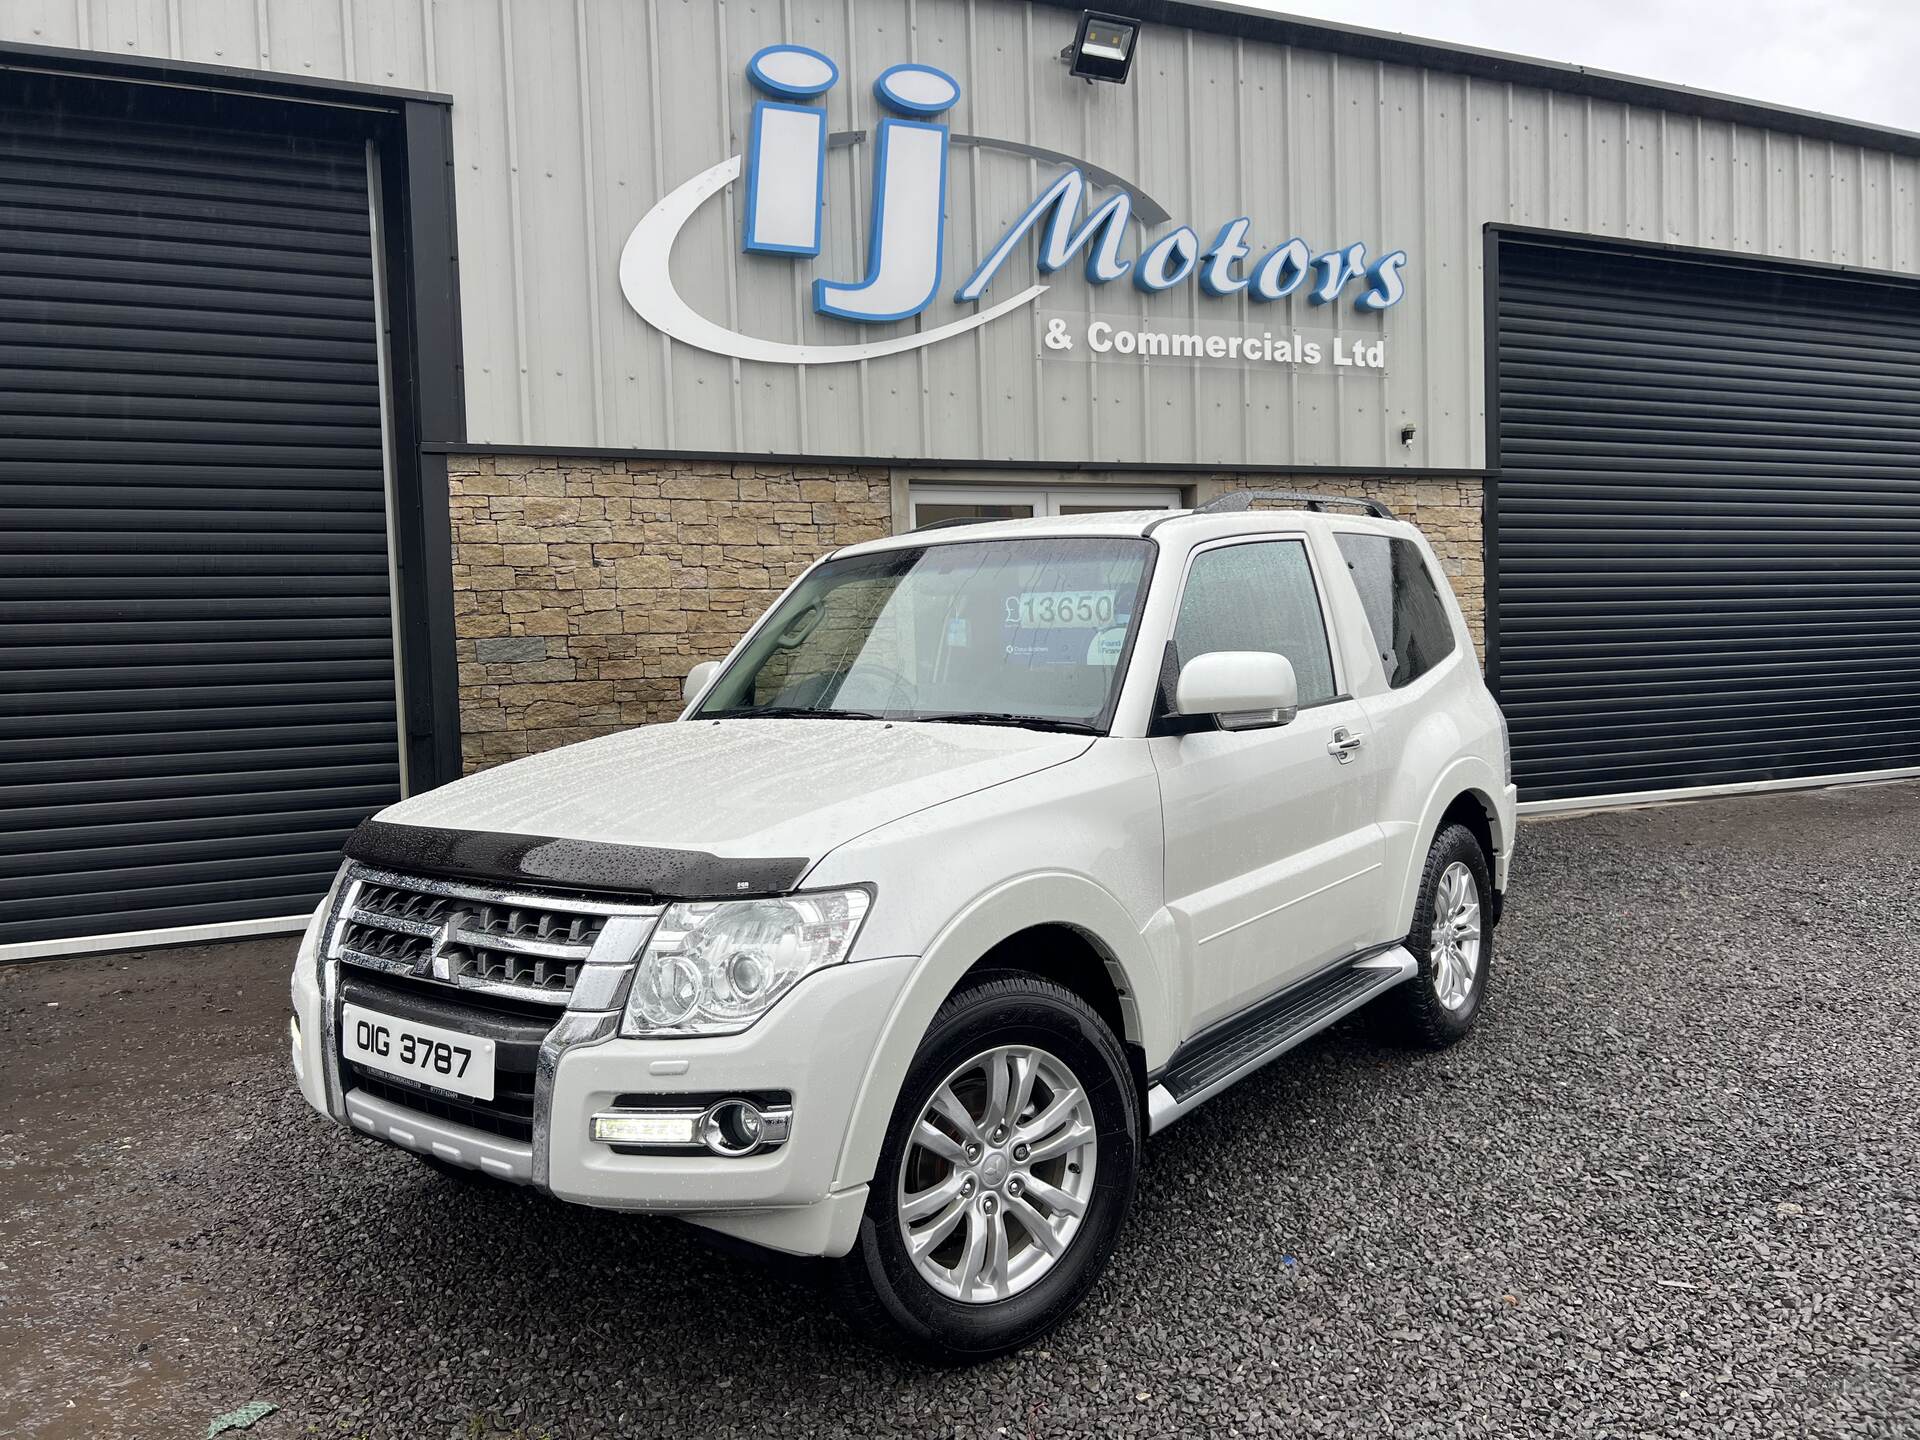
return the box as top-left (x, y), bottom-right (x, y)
top-left (1490, 233), bottom-right (1920, 802)
top-left (0, 102), bottom-right (403, 950)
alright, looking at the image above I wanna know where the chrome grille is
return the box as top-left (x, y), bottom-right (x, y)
top-left (329, 866), bottom-right (657, 1007)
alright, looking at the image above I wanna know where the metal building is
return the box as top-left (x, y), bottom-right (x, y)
top-left (2, 0), bottom-right (1917, 959)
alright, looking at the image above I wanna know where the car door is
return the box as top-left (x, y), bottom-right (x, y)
top-left (1148, 535), bottom-right (1389, 1032)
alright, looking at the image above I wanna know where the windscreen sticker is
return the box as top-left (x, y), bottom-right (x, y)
top-left (1002, 591), bottom-right (1131, 668)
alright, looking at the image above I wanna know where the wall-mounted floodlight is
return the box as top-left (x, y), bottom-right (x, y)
top-left (1061, 10), bottom-right (1139, 84)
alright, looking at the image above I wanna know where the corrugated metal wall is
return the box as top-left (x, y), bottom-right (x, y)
top-left (6, 0), bottom-right (1917, 468)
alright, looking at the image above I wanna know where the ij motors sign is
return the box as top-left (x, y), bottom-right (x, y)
top-left (619, 45), bottom-right (1409, 367)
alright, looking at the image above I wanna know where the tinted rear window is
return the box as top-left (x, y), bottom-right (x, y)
top-left (1336, 533), bottom-right (1456, 688)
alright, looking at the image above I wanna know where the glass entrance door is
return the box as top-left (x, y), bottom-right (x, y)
top-left (909, 484), bottom-right (1181, 528)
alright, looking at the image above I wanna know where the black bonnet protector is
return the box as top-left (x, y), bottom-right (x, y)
top-left (342, 819), bottom-right (811, 901)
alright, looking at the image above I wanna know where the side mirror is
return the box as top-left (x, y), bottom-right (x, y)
top-left (1173, 651), bottom-right (1298, 731)
top-left (682, 659), bottom-right (721, 703)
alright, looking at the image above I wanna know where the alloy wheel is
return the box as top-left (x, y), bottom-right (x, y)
top-left (1428, 860), bottom-right (1482, 1012)
top-left (895, 1045), bottom-right (1098, 1304)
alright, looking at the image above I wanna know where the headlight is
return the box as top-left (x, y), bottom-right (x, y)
top-left (621, 888), bottom-right (872, 1038)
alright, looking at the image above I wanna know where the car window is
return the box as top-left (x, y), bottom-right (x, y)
top-left (1336, 532), bottom-right (1457, 688)
top-left (1170, 540), bottom-right (1337, 705)
top-left (696, 536), bottom-right (1154, 728)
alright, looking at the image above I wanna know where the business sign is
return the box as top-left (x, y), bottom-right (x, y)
top-left (619, 46), bottom-right (1409, 367)
top-left (1038, 311), bottom-right (1388, 372)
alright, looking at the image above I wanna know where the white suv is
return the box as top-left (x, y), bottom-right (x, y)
top-left (289, 493), bottom-right (1516, 1361)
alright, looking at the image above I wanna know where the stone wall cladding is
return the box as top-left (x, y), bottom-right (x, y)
top-left (448, 454), bottom-right (891, 771)
top-left (449, 456), bottom-right (1483, 772)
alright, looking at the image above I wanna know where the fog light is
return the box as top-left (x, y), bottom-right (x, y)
top-left (700, 1099), bottom-right (768, 1156)
top-left (590, 1110), bottom-right (700, 1146)
top-left (590, 1099), bottom-right (792, 1154)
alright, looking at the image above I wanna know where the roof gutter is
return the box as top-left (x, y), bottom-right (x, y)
top-left (1031, 0), bottom-right (1920, 161)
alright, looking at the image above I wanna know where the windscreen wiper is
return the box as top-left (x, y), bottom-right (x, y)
top-left (706, 705), bottom-right (890, 721)
top-left (914, 712), bottom-right (1103, 735)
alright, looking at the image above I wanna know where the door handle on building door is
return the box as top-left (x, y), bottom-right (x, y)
top-left (1327, 728), bottom-right (1363, 763)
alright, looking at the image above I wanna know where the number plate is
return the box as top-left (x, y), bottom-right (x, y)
top-left (341, 1002), bottom-right (496, 1101)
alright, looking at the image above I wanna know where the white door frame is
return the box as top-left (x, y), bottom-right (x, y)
top-left (905, 481), bottom-right (1184, 529)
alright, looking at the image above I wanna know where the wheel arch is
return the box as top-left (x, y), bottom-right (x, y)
top-left (1391, 757), bottom-right (1508, 935)
top-left (831, 872), bottom-right (1167, 1193)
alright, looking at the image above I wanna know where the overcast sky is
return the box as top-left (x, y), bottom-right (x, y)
top-left (1231, 0), bottom-right (1917, 132)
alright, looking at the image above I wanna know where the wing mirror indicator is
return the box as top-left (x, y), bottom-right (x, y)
top-left (1173, 650), bottom-right (1298, 731)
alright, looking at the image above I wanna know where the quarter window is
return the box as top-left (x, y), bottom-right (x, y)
top-left (1336, 533), bottom-right (1457, 688)
top-left (1170, 540), bottom-right (1337, 705)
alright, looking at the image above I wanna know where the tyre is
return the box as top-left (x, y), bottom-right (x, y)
top-left (834, 971), bottom-right (1140, 1364)
top-left (1382, 822), bottom-right (1493, 1048)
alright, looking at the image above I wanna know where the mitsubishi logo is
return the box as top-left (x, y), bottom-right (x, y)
top-left (418, 910), bottom-right (469, 982)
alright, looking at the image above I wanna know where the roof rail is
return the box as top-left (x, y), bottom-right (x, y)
top-left (1194, 489), bottom-right (1397, 521)
top-left (910, 515), bottom-right (997, 532)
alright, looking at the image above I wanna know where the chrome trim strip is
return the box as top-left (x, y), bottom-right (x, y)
top-left (334, 945), bottom-right (576, 1006)
top-left (568, 964), bottom-right (636, 1013)
top-left (344, 1089), bottom-right (533, 1184)
top-left (586, 912), bottom-right (658, 965)
top-left (318, 876), bottom-right (362, 1123)
top-left (1145, 946), bottom-right (1417, 1135)
top-left (532, 1010), bottom-right (621, 1191)
top-left (343, 906), bottom-right (440, 940)
top-left (447, 926), bottom-right (593, 961)
top-left (347, 864), bottom-right (660, 917)
top-left (587, 1101), bottom-right (796, 1153)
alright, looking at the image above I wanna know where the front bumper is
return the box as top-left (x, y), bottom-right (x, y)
top-left (291, 932), bottom-right (914, 1257)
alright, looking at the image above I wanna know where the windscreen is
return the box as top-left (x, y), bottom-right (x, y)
top-left (695, 536), bottom-right (1154, 729)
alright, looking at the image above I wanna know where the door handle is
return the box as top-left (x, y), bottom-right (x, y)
top-left (1327, 728), bottom-right (1363, 763)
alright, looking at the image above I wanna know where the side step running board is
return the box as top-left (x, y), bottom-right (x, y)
top-left (1146, 947), bottom-right (1417, 1133)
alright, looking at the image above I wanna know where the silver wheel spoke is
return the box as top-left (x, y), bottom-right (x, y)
top-left (909, 1193), bottom-right (968, 1258)
top-left (1018, 1172), bottom-right (1087, 1218)
top-left (930, 1083), bottom-right (983, 1145)
top-left (957, 1205), bottom-right (989, 1295)
top-left (1024, 1118), bottom-right (1096, 1165)
top-left (1015, 1086), bottom-right (1085, 1146)
top-left (902, 1171), bottom-right (965, 1222)
top-left (985, 1211), bottom-right (1011, 1299)
top-left (913, 1119), bottom-right (967, 1165)
top-left (983, 1053), bottom-right (1012, 1132)
top-left (1009, 1052), bottom-right (1038, 1127)
top-left (1006, 1193), bottom-right (1064, 1256)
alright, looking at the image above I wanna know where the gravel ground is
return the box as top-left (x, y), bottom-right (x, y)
top-left (3, 779), bottom-right (1917, 1439)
